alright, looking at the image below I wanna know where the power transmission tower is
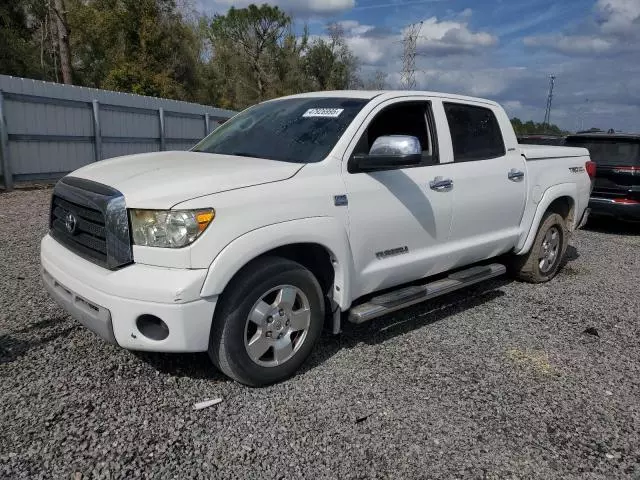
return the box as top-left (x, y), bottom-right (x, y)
top-left (543, 74), bottom-right (556, 130)
top-left (401, 22), bottom-right (423, 90)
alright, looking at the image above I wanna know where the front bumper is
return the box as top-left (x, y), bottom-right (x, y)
top-left (41, 234), bottom-right (217, 352)
top-left (589, 197), bottom-right (640, 221)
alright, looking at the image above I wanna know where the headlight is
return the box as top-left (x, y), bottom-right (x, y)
top-left (129, 209), bottom-right (215, 248)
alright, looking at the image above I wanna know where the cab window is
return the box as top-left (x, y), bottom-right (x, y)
top-left (444, 103), bottom-right (506, 162)
top-left (349, 101), bottom-right (438, 172)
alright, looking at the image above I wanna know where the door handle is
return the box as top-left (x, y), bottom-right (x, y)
top-left (429, 177), bottom-right (454, 191)
top-left (508, 169), bottom-right (525, 181)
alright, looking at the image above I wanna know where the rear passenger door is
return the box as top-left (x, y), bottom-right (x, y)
top-left (440, 101), bottom-right (527, 264)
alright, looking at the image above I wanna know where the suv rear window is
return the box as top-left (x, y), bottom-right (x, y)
top-left (444, 103), bottom-right (506, 162)
top-left (565, 138), bottom-right (640, 166)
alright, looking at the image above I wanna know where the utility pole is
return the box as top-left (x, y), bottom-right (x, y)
top-left (543, 74), bottom-right (555, 130)
top-left (401, 22), bottom-right (423, 90)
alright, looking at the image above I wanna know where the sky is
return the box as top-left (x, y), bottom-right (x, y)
top-left (197, 0), bottom-right (640, 132)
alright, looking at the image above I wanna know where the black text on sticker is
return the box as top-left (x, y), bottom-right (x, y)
top-left (303, 108), bottom-right (344, 118)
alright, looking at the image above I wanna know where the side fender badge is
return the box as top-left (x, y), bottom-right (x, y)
top-left (334, 195), bottom-right (348, 206)
top-left (376, 246), bottom-right (409, 259)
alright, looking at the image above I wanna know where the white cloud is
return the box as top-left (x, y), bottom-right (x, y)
top-left (337, 20), bottom-right (376, 36)
top-left (346, 36), bottom-right (390, 65)
top-left (200, 0), bottom-right (355, 16)
top-left (523, 34), bottom-right (617, 55)
top-left (524, 0), bottom-right (640, 56)
top-left (596, 0), bottom-right (640, 36)
top-left (414, 17), bottom-right (498, 55)
top-left (414, 67), bottom-right (528, 97)
top-left (324, 17), bottom-right (498, 67)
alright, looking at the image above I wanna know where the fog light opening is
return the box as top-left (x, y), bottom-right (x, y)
top-left (136, 315), bottom-right (169, 341)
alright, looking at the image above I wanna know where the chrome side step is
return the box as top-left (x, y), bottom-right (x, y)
top-left (348, 263), bottom-right (506, 324)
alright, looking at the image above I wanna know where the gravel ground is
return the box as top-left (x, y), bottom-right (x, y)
top-left (1, 187), bottom-right (639, 480)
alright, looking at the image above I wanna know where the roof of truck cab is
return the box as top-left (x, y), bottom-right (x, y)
top-left (273, 90), bottom-right (500, 106)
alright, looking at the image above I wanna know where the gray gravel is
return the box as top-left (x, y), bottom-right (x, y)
top-left (1, 187), bottom-right (640, 479)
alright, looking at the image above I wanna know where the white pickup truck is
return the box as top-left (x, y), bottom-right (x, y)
top-left (41, 91), bottom-right (594, 386)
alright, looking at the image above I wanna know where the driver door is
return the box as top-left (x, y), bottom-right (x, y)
top-left (342, 98), bottom-right (456, 299)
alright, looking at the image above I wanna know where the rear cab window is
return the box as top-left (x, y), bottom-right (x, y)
top-left (444, 103), bottom-right (506, 162)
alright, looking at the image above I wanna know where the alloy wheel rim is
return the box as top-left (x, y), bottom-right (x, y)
top-left (244, 285), bottom-right (311, 367)
top-left (539, 226), bottom-right (561, 273)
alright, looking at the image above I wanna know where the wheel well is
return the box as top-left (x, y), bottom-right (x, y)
top-left (547, 196), bottom-right (575, 228)
top-left (263, 243), bottom-right (335, 296)
top-left (214, 243), bottom-right (338, 334)
top-left (220, 243), bottom-right (336, 300)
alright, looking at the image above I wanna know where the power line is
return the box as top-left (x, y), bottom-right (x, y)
top-left (543, 74), bottom-right (556, 129)
top-left (401, 21), bottom-right (423, 90)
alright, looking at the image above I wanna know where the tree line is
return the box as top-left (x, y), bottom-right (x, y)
top-left (0, 1), bottom-right (367, 110)
top-left (510, 118), bottom-right (566, 136)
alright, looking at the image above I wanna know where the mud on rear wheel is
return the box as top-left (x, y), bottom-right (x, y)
top-left (510, 212), bottom-right (569, 283)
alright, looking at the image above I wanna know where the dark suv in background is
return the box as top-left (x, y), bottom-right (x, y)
top-left (564, 133), bottom-right (640, 221)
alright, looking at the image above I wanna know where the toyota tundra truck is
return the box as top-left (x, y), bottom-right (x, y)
top-left (41, 91), bottom-right (594, 386)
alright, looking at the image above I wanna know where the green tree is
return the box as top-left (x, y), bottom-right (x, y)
top-left (67, 0), bottom-right (202, 100)
top-left (511, 117), bottom-right (566, 135)
top-left (306, 23), bottom-right (360, 91)
top-left (273, 25), bottom-right (310, 97)
top-left (0, 1), bottom-right (44, 79)
top-left (208, 4), bottom-right (291, 106)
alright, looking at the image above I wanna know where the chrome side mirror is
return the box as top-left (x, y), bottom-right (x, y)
top-left (369, 135), bottom-right (421, 156)
top-left (353, 135), bottom-right (422, 172)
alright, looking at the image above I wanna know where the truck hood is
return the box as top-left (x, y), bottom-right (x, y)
top-left (68, 151), bottom-right (304, 208)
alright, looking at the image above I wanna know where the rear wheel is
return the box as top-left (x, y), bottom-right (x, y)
top-left (208, 257), bottom-right (324, 386)
top-left (510, 212), bottom-right (568, 283)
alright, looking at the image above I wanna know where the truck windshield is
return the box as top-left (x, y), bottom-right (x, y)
top-left (192, 97), bottom-right (368, 163)
top-left (565, 138), bottom-right (640, 166)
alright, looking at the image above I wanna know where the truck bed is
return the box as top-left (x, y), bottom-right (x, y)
top-left (519, 144), bottom-right (589, 160)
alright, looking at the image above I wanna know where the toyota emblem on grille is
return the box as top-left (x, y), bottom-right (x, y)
top-left (64, 212), bottom-right (78, 235)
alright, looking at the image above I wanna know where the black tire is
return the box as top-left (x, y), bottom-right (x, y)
top-left (510, 212), bottom-right (569, 283)
top-left (208, 256), bottom-right (325, 387)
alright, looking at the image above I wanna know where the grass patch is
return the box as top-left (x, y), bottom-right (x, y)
top-left (506, 348), bottom-right (554, 375)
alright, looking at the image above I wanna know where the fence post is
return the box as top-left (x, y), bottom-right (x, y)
top-left (204, 113), bottom-right (210, 137)
top-left (0, 90), bottom-right (12, 190)
top-left (92, 100), bottom-right (102, 162)
top-left (158, 108), bottom-right (166, 151)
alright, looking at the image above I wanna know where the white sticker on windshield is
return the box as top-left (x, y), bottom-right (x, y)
top-left (302, 108), bottom-right (344, 118)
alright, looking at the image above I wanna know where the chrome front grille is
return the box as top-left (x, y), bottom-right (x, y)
top-left (49, 177), bottom-right (133, 270)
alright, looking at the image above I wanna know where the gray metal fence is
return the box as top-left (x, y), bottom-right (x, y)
top-left (0, 75), bottom-right (236, 189)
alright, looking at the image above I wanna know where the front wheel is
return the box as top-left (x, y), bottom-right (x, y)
top-left (208, 257), bottom-right (325, 386)
top-left (510, 212), bottom-right (569, 283)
